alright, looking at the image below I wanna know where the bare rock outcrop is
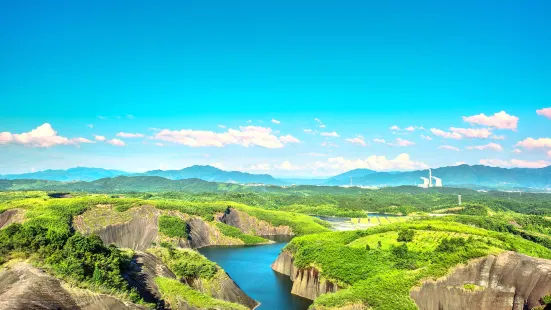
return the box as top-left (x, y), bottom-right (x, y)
top-left (124, 251), bottom-right (177, 305)
top-left (189, 272), bottom-right (259, 309)
top-left (411, 251), bottom-right (551, 310)
top-left (74, 205), bottom-right (242, 251)
top-left (0, 209), bottom-right (24, 229)
top-left (218, 208), bottom-right (293, 236)
top-left (0, 262), bottom-right (146, 310)
top-left (272, 250), bottom-right (340, 300)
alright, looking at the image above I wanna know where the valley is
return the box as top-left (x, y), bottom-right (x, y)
top-left (1, 181), bottom-right (551, 310)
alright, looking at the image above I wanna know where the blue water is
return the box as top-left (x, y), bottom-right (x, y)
top-left (198, 237), bottom-right (312, 310)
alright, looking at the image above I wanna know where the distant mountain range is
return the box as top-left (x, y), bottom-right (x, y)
top-left (1, 164), bottom-right (551, 189)
top-left (0, 165), bottom-right (285, 185)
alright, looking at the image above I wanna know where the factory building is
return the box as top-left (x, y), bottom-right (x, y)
top-left (418, 169), bottom-right (443, 188)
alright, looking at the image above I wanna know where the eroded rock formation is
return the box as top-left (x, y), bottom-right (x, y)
top-left (189, 272), bottom-right (259, 309)
top-left (218, 207), bottom-right (293, 236)
top-left (73, 205), bottom-right (242, 250)
top-left (272, 250), bottom-right (340, 300)
top-left (0, 262), bottom-right (146, 310)
top-left (411, 251), bottom-right (551, 310)
top-left (0, 209), bottom-right (24, 229)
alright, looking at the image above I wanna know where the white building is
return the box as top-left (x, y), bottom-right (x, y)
top-left (418, 169), bottom-right (443, 188)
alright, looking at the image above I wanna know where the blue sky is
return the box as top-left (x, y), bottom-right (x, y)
top-left (1, 0), bottom-right (551, 176)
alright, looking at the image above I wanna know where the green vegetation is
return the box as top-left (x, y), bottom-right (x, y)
top-left (215, 222), bottom-right (268, 245)
top-left (158, 215), bottom-right (189, 239)
top-left (0, 223), bottom-right (142, 303)
top-left (155, 277), bottom-right (247, 310)
top-left (149, 247), bottom-right (218, 280)
top-left (284, 218), bottom-right (551, 310)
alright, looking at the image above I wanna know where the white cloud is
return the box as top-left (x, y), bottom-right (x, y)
top-left (491, 135), bottom-right (505, 140)
top-left (211, 162), bottom-right (226, 170)
top-left (373, 138), bottom-right (387, 144)
top-left (271, 119), bottom-right (281, 124)
top-left (116, 132), bottom-right (145, 138)
top-left (395, 138), bottom-right (415, 147)
top-left (479, 159), bottom-right (511, 167)
top-left (98, 116), bottom-right (107, 120)
top-left (515, 137), bottom-right (551, 150)
top-left (320, 153), bottom-right (429, 172)
top-left (107, 138), bottom-right (126, 146)
top-left (389, 125), bottom-right (400, 131)
top-left (321, 141), bottom-right (338, 148)
top-left (246, 120), bottom-right (252, 123)
top-left (94, 135), bottom-right (106, 141)
top-left (155, 143), bottom-right (164, 147)
top-left (455, 161), bottom-right (466, 166)
top-left (0, 123), bottom-right (91, 148)
top-left (450, 127), bottom-right (492, 139)
top-left (536, 108), bottom-right (551, 120)
top-left (430, 128), bottom-right (463, 140)
top-left (404, 126), bottom-right (415, 132)
top-left (430, 127), bottom-right (492, 139)
top-left (466, 142), bottom-right (503, 152)
top-left (439, 145), bottom-right (460, 151)
top-left (126, 114), bottom-right (135, 119)
top-left (480, 158), bottom-right (550, 168)
top-left (279, 135), bottom-right (301, 144)
top-left (154, 126), bottom-right (299, 148)
top-left (314, 118), bottom-right (326, 128)
top-left (218, 125), bottom-right (226, 129)
top-left (320, 131), bottom-right (340, 137)
top-left (248, 163), bottom-right (271, 171)
top-left (304, 129), bottom-right (317, 135)
top-left (87, 124), bottom-right (94, 128)
top-left (463, 111), bottom-right (519, 130)
top-left (71, 137), bottom-right (94, 144)
top-left (512, 149), bottom-right (522, 154)
top-left (421, 135), bottom-right (432, 141)
top-left (278, 161), bottom-right (299, 171)
top-left (345, 135), bottom-right (367, 146)
top-left (548, 150), bottom-right (551, 158)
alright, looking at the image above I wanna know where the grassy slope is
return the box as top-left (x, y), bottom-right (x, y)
top-left (0, 193), bottom-right (329, 236)
top-left (285, 218), bottom-right (551, 310)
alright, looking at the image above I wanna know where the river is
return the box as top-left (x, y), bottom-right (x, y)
top-left (198, 236), bottom-right (312, 310)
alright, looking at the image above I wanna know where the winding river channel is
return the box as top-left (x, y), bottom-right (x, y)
top-left (198, 236), bottom-right (312, 310)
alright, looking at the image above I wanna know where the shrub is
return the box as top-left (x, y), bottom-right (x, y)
top-left (159, 215), bottom-right (189, 239)
top-left (397, 229), bottom-right (415, 242)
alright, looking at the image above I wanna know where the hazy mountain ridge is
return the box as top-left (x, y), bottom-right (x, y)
top-left (2, 164), bottom-right (551, 189)
top-left (326, 164), bottom-right (551, 188)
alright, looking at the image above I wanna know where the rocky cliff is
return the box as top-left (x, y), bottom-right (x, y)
top-left (189, 272), bottom-right (258, 309)
top-left (0, 262), bottom-right (146, 310)
top-left (0, 209), bottom-right (24, 229)
top-left (218, 207), bottom-right (293, 236)
top-left (411, 251), bottom-right (551, 310)
top-left (73, 205), bottom-right (242, 250)
top-left (124, 251), bottom-right (177, 305)
top-left (271, 250), bottom-right (340, 300)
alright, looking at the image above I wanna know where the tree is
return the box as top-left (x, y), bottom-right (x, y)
top-left (397, 229), bottom-right (415, 242)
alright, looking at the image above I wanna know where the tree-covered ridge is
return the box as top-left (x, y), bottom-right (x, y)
top-left (284, 218), bottom-right (551, 310)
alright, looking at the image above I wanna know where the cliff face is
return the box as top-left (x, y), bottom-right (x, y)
top-left (271, 250), bottom-right (340, 300)
top-left (0, 262), bottom-right (146, 310)
top-left (73, 205), bottom-right (242, 251)
top-left (124, 251), bottom-right (177, 305)
top-left (411, 252), bottom-right (551, 310)
top-left (218, 208), bottom-right (293, 236)
top-left (0, 209), bottom-right (24, 229)
top-left (179, 217), bottom-right (243, 249)
top-left (189, 272), bottom-right (259, 309)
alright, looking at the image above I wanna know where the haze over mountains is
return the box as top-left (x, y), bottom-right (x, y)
top-left (2, 164), bottom-right (551, 190)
